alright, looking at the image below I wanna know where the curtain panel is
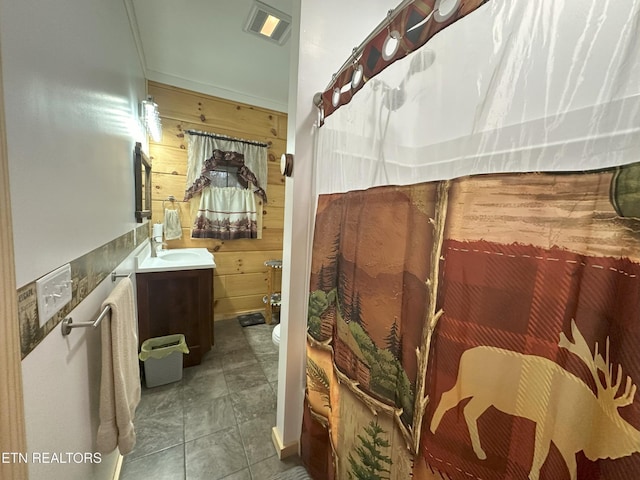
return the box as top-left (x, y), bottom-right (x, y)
top-left (185, 131), bottom-right (268, 240)
top-left (184, 149), bottom-right (267, 202)
top-left (302, 0), bottom-right (640, 479)
top-left (185, 130), bottom-right (268, 199)
top-left (304, 165), bottom-right (640, 480)
top-left (191, 187), bottom-right (258, 240)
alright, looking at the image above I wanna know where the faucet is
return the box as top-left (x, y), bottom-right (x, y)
top-left (150, 236), bottom-right (166, 258)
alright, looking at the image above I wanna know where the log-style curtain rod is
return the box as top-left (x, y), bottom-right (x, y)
top-left (184, 129), bottom-right (269, 148)
top-left (314, 0), bottom-right (489, 124)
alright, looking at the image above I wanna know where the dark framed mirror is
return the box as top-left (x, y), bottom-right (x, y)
top-left (134, 142), bottom-right (152, 222)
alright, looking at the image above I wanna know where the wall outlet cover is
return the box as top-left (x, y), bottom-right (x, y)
top-left (36, 264), bottom-right (72, 327)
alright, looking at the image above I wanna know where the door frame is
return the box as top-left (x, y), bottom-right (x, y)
top-left (0, 37), bottom-right (29, 479)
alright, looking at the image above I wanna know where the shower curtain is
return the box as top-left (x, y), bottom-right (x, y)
top-left (301, 1), bottom-right (640, 479)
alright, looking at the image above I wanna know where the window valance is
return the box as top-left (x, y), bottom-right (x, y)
top-left (184, 130), bottom-right (268, 241)
top-left (184, 130), bottom-right (268, 202)
top-left (183, 149), bottom-right (267, 202)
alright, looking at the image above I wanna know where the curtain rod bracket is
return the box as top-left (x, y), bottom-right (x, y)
top-left (313, 92), bottom-right (323, 108)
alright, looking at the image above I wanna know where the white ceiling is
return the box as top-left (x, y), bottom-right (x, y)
top-left (128, 0), bottom-right (293, 113)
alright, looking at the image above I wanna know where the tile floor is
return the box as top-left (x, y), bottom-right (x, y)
top-left (120, 318), bottom-right (301, 480)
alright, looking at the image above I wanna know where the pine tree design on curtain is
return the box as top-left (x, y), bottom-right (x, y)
top-left (385, 318), bottom-right (402, 363)
top-left (308, 289), bottom-right (337, 342)
top-left (305, 185), bottom-right (437, 476)
top-left (307, 357), bottom-right (331, 409)
top-left (348, 420), bottom-right (393, 480)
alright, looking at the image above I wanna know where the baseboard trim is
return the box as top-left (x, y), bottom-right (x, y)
top-left (112, 454), bottom-right (123, 480)
top-left (271, 426), bottom-right (298, 460)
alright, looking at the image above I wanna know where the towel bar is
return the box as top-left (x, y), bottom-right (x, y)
top-left (111, 271), bottom-right (132, 282)
top-left (162, 196), bottom-right (176, 210)
top-left (61, 271), bottom-right (132, 336)
top-left (61, 305), bottom-right (111, 336)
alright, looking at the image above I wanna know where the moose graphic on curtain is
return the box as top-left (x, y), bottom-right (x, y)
top-left (431, 320), bottom-right (639, 480)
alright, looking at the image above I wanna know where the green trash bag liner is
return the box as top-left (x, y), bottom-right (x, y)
top-left (139, 334), bottom-right (189, 361)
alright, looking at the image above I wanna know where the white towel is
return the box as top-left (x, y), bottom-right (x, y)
top-left (164, 208), bottom-right (182, 240)
top-left (96, 277), bottom-right (141, 455)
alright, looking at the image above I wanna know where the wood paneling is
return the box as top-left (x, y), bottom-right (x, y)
top-left (214, 272), bottom-right (267, 299)
top-left (150, 84), bottom-right (285, 140)
top-left (165, 228), bottom-right (284, 252)
top-left (213, 250), bottom-right (284, 275)
top-left (263, 206), bottom-right (285, 230)
top-left (148, 81), bottom-right (285, 320)
top-left (150, 144), bottom-right (187, 175)
top-left (214, 294), bottom-right (267, 318)
top-left (152, 172), bottom-right (188, 200)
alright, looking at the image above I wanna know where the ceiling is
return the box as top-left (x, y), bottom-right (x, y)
top-left (128, 0), bottom-right (293, 113)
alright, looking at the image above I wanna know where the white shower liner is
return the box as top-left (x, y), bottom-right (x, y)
top-left (315, 0), bottom-right (640, 195)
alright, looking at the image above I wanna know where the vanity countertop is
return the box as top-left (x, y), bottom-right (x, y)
top-left (136, 242), bottom-right (216, 273)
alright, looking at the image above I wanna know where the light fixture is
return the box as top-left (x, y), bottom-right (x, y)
top-left (244, 1), bottom-right (292, 45)
top-left (260, 14), bottom-right (280, 37)
top-left (140, 95), bottom-right (162, 142)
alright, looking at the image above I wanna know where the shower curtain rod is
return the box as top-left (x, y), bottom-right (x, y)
top-left (319, 0), bottom-right (414, 96)
top-left (184, 129), bottom-right (269, 148)
top-left (315, 0), bottom-right (488, 123)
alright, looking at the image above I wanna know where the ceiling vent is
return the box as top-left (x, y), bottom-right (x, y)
top-left (244, 1), bottom-right (292, 45)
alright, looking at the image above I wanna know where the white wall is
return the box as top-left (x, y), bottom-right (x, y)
top-left (0, 0), bottom-right (146, 478)
top-left (20, 247), bottom-right (145, 480)
top-left (1, 0), bottom-right (146, 288)
top-left (276, 0), bottom-right (397, 449)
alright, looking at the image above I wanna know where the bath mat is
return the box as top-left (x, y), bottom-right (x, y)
top-left (238, 312), bottom-right (265, 327)
top-left (268, 466), bottom-right (311, 480)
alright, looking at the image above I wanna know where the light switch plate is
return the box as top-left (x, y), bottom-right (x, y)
top-left (36, 264), bottom-right (72, 327)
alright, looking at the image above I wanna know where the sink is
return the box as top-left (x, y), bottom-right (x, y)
top-left (159, 250), bottom-right (202, 262)
top-left (136, 244), bottom-right (216, 273)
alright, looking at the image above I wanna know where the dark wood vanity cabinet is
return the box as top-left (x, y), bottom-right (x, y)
top-left (136, 268), bottom-right (213, 367)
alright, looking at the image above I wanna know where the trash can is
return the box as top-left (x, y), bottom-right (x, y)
top-left (139, 334), bottom-right (189, 388)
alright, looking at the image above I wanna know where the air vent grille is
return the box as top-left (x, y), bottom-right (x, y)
top-left (244, 1), bottom-right (291, 45)
top-left (249, 10), bottom-right (269, 33)
top-left (271, 19), bottom-right (290, 42)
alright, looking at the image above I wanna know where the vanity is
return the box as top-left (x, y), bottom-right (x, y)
top-left (135, 246), bottom-right (215, 367)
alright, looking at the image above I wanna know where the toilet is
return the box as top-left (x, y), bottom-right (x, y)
top-left (272, 323), bottom-right (281, 346)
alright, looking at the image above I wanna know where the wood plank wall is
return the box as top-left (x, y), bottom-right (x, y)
top-left (147, 81), bottom-right (285, 321)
